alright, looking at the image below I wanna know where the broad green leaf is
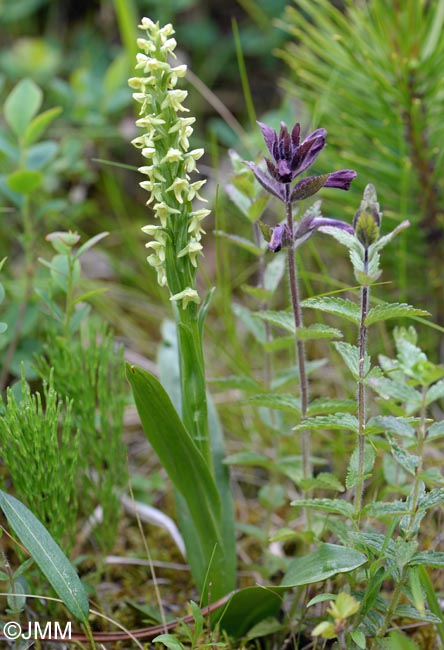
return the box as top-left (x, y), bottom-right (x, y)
top-left (334, 341), bottom-right (370, 379)
top-left (293, 413), bottom-right (359, 433)
top-left (7, 169), bottom-right (43, 194)
top-left (22, 106), bottom-right (62, 147)
top-left (351, 630), bottom-right (366, 649)
top-left (302, 296), bottom-right (361, 325)
top-left (426, 379), bottom-right (444, 405)
top-left (368, 377), bottom-right (422, 409)
top-left (214, 230), bottom-right (262, 255)
top-left (291, 498), bottom-right (354, 518)
top-left (318, 225), bottom-right (363, 257)
top-left (409, 551), bottom-right (444, 567)
top-left (394, 604), bottom-right (441, 624)
top-left (346, 443), bottom-right (376, 489)
top-left (254, 310), bottom-right (295, 333)
top-left (364, 500), bottom-right (410, 518)
top-left (0, 491), bottom-right (88, 621)
top-left (296, 323), bottom-right (342, 340)
top-left (216, 587), bottom-right (281, 638)
top-left (3, 79), bottom-right (43, 138)
top-left (368, 415), bottom-right (416, 438)
top-left (418, 487), bottom-right (444, 511)
top-left (247, 392), bottom-right (300, 413)
top-left (394, 538), bottom-right (419, 568)
top-left (281, 543), bottom-right (367, 587)
top-left (387, 435), bottom-right (418, 476)
top-left (365, 302), bottom-right (429, 326)
top-left (126, 364), bottom-right (231, 599)
top-left (428, 421), bottom-right (444, 440)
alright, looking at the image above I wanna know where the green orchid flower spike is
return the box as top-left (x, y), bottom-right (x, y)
top-left (129, 17), bottom-right (210, 309)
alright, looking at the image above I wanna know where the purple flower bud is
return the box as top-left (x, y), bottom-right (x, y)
top-left (323, 169), bottom-right (357, 191)
top-left (268, 223), bottom-right (292, 252)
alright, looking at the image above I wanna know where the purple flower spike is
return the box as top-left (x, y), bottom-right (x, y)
top-left (246, 119), bottom-right (356, 205)
top-left (257, 120), bottom-right (327, 185)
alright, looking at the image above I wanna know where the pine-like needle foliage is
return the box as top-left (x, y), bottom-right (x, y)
top-left (277, 0), bottom-right (444, 306)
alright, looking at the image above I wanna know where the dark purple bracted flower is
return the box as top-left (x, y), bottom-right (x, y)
top-left (245, 120), bottom-right (356, 204)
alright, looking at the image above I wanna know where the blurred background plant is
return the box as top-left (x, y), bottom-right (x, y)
top-left (276, 0), bottom-right (444, 327)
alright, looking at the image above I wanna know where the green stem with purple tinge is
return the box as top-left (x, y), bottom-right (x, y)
top-left (285, 184), bottom-right (311, 482)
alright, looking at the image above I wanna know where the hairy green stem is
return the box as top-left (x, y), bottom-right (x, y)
top-left (373, 567), bottom-right (406, 645)
top-left (285, 186), bottom-right (311, 481)
top-left (374, 387), bottom-right (428, 643)
top-left (354, 249), bottom-right (369, 519)
top-left (405, 386), bottom-right (427, 538)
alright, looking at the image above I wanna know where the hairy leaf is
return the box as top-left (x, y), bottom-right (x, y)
top-left (302, 296), bottom-right (361, 325)
top-left (365, 302), bottom-right (429, 326)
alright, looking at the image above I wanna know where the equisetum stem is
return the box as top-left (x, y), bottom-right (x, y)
top-left (285, 185), bottom-right (311, 481)
top-left (354, 249), bottom-right (369, 520)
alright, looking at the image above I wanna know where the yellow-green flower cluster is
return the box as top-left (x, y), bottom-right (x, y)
top-left (129, 17), bottom-right (210, 309)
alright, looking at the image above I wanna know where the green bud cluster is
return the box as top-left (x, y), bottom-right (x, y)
top-left (129, 17), bottom-right (210, 308)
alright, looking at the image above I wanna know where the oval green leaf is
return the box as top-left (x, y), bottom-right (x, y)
top-left (0, 491), bottom-right (89, 621)
top-left (3, 79), bottom-right (43, 138)
top-left (281, 543), bottom-right (367, 587)
top-left (23, 106), bottom-right (63, 147)
top-left (7, 169), bottom-right (43, 194)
